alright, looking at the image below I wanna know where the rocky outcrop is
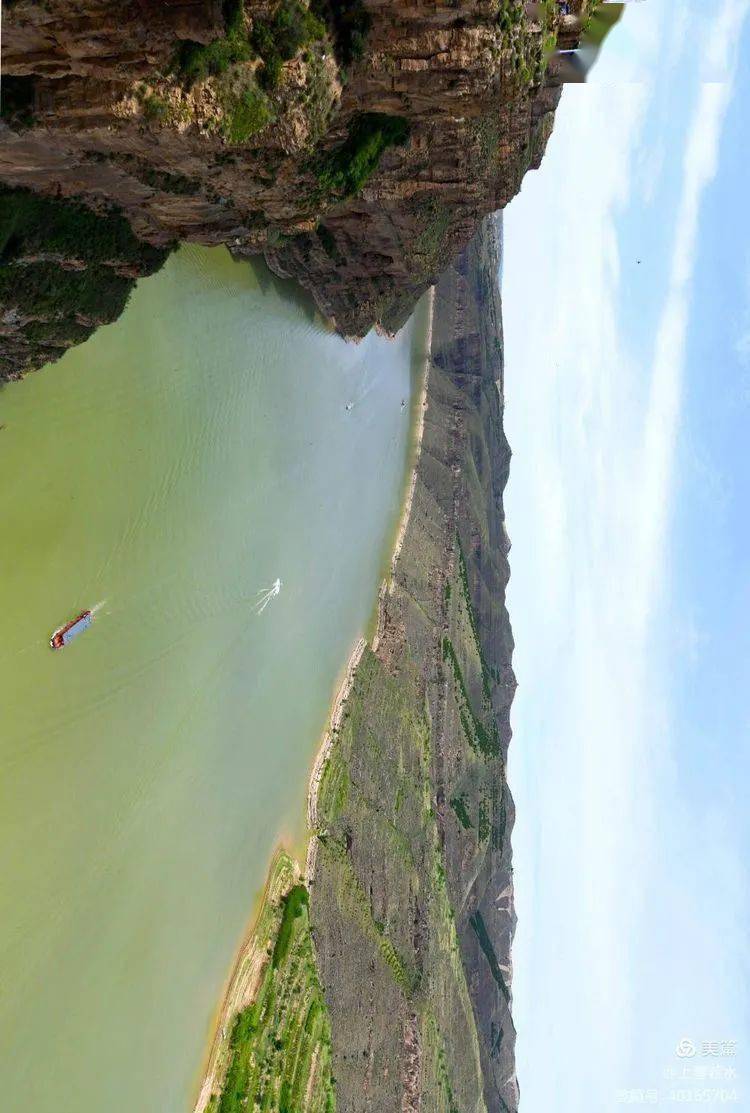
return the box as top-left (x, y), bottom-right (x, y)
top-left (2, 1), bottom-right (224, 80)
top-left (309, 216), bottom-right (518, 1112)
top-left (0, 184), bottom-right (168, 379)
top-left (0, 0), bottom-right (581, 377)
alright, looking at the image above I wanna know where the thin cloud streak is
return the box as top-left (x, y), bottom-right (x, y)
top-left (637, 0), bottom-right (750, 632)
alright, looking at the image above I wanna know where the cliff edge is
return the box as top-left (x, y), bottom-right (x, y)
top-left (0, 0), bottom-right (593, 378)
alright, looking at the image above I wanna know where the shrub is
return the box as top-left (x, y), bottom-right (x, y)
top-left (143, 94), bottom-right (168, 122)
top-left (258, 53), bottom-right (283, 90)
top-left (316, 222), bottom-right (342, 262)
top-left (175, 0), bottom-right (251, 84)
top-left (0, 260), bottom-right (132, 322)
top-left (219, 80), bottom-right (274, 142)
top-left (176, 0), bottom-right (326, 94)
top-left (176, 34), bottom-right (252, 84)
top-left (24, 318), bottom-right (94, 347)
top-left (413, 195), bottom-right (452, 273)
top-left (0, 75), bottom-right (36, 128)
top-left (0, 188), bottom-right (170, 355)
top-left (450, 795), bottom-right (473, 830)
top-left (311, 0), bottom-right (372, 65)
top-left (0, 186), bottom-right (166, 269)
top-left (315, 113), bottom-right (409, 198)
top-left (272, 885), bottom-right (309, 969)
top-left (252, 0), bottom-right (326, 89)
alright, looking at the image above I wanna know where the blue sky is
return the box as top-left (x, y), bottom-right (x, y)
top-left (503, 1), bottom-right (749, 1108)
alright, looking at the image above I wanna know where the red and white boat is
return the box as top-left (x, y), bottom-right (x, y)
top-left (50, 610), bottom-right (93, 649)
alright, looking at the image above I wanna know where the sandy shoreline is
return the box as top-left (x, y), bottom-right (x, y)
top-left (193, 851), bottom-right (300, 1112)
top-left (193, 285), bottom-right (435, 1110)
top-left (308, 285), bottom-right (433, 860)
top-left (387, 286), bottom-right (434, 590)
top-left (307, 635), bottom-right (366, 831)
top-left (304, 634), bottom-right (366, 882)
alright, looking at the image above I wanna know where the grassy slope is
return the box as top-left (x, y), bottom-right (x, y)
top-left (314, 647), bottom-right (487, 1112)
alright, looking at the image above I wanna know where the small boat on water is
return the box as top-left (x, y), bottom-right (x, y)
top-left (50, 610), bottom-right (93, 649)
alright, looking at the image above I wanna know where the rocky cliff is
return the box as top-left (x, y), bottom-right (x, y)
top-left (0, 0), bottom-right (591, 378)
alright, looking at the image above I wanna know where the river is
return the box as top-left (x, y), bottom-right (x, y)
top-left (0, 245), bottom-right (426, 1112)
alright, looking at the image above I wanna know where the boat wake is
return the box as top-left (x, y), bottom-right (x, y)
top-left (253, 579), bottom-right (282, 615)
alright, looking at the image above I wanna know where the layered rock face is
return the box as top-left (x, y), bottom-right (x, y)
top-left (0, 0), bottom-right (572, 377)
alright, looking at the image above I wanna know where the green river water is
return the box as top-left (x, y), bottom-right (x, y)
top-left (0, 246), bottom-right (425, 1112)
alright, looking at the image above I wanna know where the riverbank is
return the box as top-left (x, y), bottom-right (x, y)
top-left (308, 284), bottom-right (435, 852)
top-left (304, 634), bottom-right (365, 884)
top-left (193, 852), bottom-right (301, 1113)
top-left (192, 285), bottom-right (435, 1113)
top-left (191, 217), bottom-right (517, 1111)
top-left (387, 286), bottom-right (434, 590)
top-left (194, 849), bottom-right (335, 1113)
top-left (307, 638), bottom-right (365, 829)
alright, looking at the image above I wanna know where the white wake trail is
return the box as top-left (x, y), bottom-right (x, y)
top-left (252, 578), bottom-right (282, 615)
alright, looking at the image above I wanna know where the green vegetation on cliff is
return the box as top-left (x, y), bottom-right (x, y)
top-left (0, 186), bottom-right (168, 378)
top-left (315, 113), bottom-right (409, 198)
top-left (498, 0), bottom-right (552, 86)
top-left (442, 635), bottom-right (500, 760)
top-left (450, 795), bottom-right (473, 830)
top-left (0, 187), bottom-right (165, 269)
top-left (0, 75), bottom-right (36, 129)
top-left (175, 0), bottom-right (326, 92)
top-left (175, 0), bottom-right (252, 83)
top-left (0, 260), bottom-right (133, 322)
top-left (251, 0), bottom-right (326, 89)
top-left (310, 0), bottom-right (371, 65)
top-left (469, 909), bottom-right (510, 1002)
top-left (218, 76), bottom-right (275, 142)
top-left (412, 195), bottom-right (453, 278)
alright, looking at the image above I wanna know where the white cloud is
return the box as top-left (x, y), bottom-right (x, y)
top-left (638, 0), bottom-right (750, 620)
